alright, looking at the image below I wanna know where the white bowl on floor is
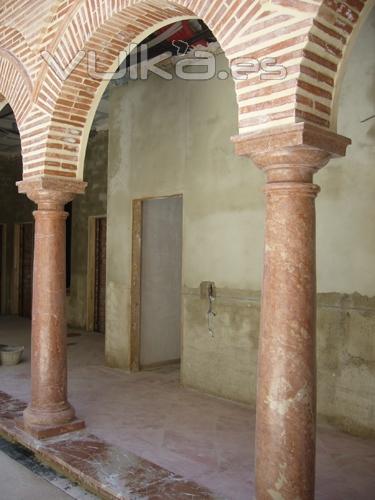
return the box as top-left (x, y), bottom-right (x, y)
top-left (0, 346), bottom-right (24, 366)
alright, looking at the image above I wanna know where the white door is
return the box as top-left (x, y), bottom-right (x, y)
top-left (140, 196), bottom-right (183, 368)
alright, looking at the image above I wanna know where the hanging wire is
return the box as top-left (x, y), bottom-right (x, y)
top-left (207, 285), bottom-right (216, 337)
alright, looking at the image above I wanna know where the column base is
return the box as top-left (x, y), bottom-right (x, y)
top-left (16, 417), bottom-right (85, 439)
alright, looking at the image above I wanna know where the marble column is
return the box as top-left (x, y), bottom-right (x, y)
top-left (233, 123), bottom-right (350, 500)
top-left (16, 177), bottom-right (87, 439)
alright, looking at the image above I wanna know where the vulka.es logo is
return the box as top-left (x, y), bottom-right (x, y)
top-left (41, 43), bottom-right (287, 83)
top-left (41, 50), bottom-right (86, 81)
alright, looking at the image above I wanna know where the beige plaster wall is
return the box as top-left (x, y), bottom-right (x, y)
top-left (106, 10), bottom-right (375, 436)
top-left (107, 53), bottom-right (263, 369)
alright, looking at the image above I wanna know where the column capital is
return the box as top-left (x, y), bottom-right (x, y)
top-left (232, 123), bottom-right (351, 183)
top-left (17, 176), bottom-right (87, 210)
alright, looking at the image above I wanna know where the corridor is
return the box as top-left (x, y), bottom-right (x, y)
top-left (0, 317), bottom-right (374, 499)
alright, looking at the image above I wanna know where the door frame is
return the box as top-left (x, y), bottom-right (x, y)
top-left (11, 222), bottom-right (34, 315)
top-left (0, 224), bottom-right (7, 315)
top-left (10, 223), bottom-right (21, 315)
top-left (130, 194), bottom-right (183, 372)
top-left (86, 214), bottom-right (107, 332)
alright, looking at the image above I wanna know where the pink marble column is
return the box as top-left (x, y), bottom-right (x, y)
top-left (234, 123), bottom-right (350, 499)
top-left (17, 177), bottom-right (86, 439)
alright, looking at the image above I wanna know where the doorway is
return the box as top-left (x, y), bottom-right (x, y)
top-left (94, 217), bottom-right (107, 334)
top-left (87, 216), bottom-right (107, 334)
top-left (131, 195), bottom-right (183, 370)
top-left (0, 224), bottom-right (6, 314)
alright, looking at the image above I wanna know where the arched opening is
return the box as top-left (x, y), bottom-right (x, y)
top-left (0, 104), bottom-right (34, 320)
top-left (0, 104), bottom-right (21, 153)
top-left (59, 18), bottom-right (262, 498)
top-left (0, 103), bottom-right (73, 319)
top-left (1, 2), bottom-right (375, 499)
top-left (330, 0), bottom-right (375, 130)
top-left (314, 6), bottom-right (375, 438)
top-left (56, 8), bottom-right (375, 498)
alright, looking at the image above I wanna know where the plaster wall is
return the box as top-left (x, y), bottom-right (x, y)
top-left (107, 10), bottom-right (374, 435)
top-left (106, 53), bottom-right (263, 369)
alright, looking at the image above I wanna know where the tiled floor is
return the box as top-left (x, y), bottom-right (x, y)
top-left (1, 316), bottom-right (375, 499)
top-left (0, 391), bottom-right (215, 499)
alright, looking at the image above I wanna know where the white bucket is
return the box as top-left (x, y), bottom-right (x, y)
top-left (0, 346), bottom-right (24, 366)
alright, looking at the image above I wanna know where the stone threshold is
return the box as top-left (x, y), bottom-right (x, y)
top-left (0, 391), bottom-right (217, 500)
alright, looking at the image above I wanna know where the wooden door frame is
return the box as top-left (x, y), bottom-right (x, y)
top-left (129, 194), bottom-right (183, 372)
top-left (10, 223), bottom-right (21, 315)
top-left (86, 214), bottom-right (107, 332)
top-left (11, 222), bottom-right (34, 315)
top-left (0, 224), bottom-right (7, 315)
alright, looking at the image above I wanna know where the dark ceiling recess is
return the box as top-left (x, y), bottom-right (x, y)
top-left (121, 20), bottom-right (216, 67)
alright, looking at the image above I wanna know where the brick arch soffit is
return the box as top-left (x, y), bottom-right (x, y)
top-left (34, 0), bottom-right (69, 53)
top-left (32, 0), bottom-right (97, 102)
top-left (327, 0), bottom-right (375, 131)
top-left (0, 47), bottom-right (33, 126)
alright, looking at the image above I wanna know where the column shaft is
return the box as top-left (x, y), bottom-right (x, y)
top-left (17, 177), bottom-right (86, 439)
top-left (255, 181), bottom-right (319, 499)
top-left (25, 208), bottom-right (74, 425)
top-left (233, 123), bottom-right (351, 500)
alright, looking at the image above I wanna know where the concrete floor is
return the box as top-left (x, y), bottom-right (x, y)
top-left (0, 316), bottom-right (374, 500)
top-left (0, 436), bottom-right (99, 500)
top-left (0, 450), bottom-right (71, 500)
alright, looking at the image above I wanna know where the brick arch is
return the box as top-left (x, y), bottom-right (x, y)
top-left (292, 0), bottom-right (375, 132)
top-left (0, 48), bottom-right (32, 124)
top-left (35, 1), bottom-right (200, 179)
top-left (23, 0), bottom-right (375, 180)
top-left (0, 95), bottom-right (6, 113)
top-left (31, 0), bottom-right (320, 180)
top-left (327, 0), bottom-right (375, 130)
